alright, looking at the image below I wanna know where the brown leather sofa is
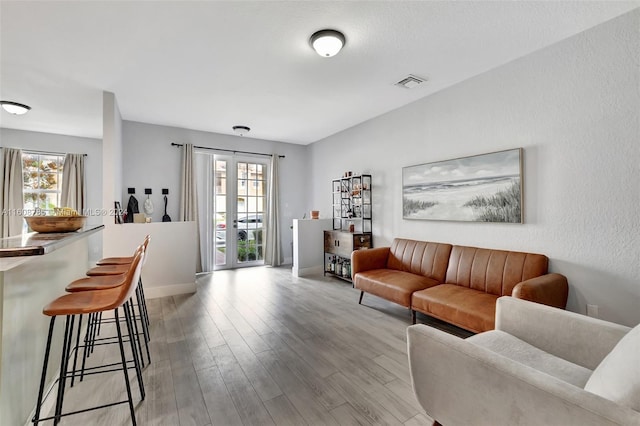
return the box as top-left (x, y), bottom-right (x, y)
top-left (351, 238), bottom-right (569, 333)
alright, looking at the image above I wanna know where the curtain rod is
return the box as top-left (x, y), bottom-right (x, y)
top-left (171, 142), bottom-right (285, 158)
top-left (19, 148), bottom-right (87, 157)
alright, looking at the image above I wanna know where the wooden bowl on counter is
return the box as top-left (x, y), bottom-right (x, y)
top-left (24, 216), bottom-right (87, 233)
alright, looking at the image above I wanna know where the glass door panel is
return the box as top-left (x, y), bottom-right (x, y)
top-left (234, 160), bottom-right (266, 265)
top-left (211, 156), bottom-right (268, 269)
top-left (213, 158), bottom-right (229, 268)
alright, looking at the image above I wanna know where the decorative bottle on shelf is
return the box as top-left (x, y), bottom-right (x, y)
top-left (336, 258), bottom-right (343, 276)
top-left (343, 260), bottom-right (350, 277)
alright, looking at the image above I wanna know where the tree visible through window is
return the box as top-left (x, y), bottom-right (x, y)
top-left (22, 152), bottom-right (64, 213)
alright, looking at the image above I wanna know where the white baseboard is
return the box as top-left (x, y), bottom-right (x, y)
top-left (292, 265), bottom-right (324, 277)
top-left (144, 282), bottom-right (197, 299)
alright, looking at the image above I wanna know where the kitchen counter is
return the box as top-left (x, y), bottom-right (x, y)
top-left (0, 225), bottom-right (104, 258)
top-left (0, 225), bottom-right (103, 426)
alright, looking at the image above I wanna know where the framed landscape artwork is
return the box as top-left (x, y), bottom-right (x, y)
top-left (402, 148), bottom-right (523, 223)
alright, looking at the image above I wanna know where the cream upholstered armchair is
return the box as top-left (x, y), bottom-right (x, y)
top-left (407, 296), bottom-right (640, 426)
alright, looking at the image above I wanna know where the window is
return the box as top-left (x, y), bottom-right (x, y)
top-left (22, 152), bottom-right (64, 213)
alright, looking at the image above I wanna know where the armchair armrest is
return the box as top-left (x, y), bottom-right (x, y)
top-left (496, 297), bottom-right (631, 369)
top-left (511, 273), bottom-right (568, 308)
top-left (407, 324), bottom-right (640, 426)
top-left (351, 246), bottom-right (390, 276)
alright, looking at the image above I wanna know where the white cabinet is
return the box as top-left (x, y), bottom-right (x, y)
top-left (292, 219), bottom-right (332, 277)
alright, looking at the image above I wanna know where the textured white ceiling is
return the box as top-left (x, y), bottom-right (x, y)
top-left (1, 1), bottom-right (638, 144)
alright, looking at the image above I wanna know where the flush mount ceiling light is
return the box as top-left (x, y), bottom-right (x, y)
top-left (232, 125), bottom-right (250, 136)
top-left (310, 29), bottom-right (345, 57)
top-left (0, 100), bottom-right (31, 115)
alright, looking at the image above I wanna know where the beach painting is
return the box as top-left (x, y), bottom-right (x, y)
top-left (403, 148), bottom-right (523, 223)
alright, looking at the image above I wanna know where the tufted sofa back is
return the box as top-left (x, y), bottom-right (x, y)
top-left (388, 239), bottom-right (452, 283)
top-left (445, 246), bottom-right (548, 296)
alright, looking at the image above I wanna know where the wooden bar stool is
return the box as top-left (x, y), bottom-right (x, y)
top-left (66, 246), bottom-right (150, 370)
top-left (88, 236), bottom-right (151, 330)
top-left (32, 250), bottom-right (145, 426)
top-left (96, 235), bottom-right (150, 266)
top-left (65, 274), bottom-right (127, 369)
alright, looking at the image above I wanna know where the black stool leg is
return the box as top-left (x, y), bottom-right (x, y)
top-left (97, 311), bottom-right (103, 335)
top-left (114, 308), bottom-right (138, 426)
top-left (80, 313), bottom-right (94, 382)
top-left (54, 315), bottom-right (74, 425)
top-left (84, 313), bottom-right (92, 353)
top-left (135, 288), bottom-right (152, 364)
top-left (127, 297), bottom-right (145, 368)
top-left (136, 286), bottom-right (150, 343)
top-left (32, 317), bottom-right (56, 425)
top-left (84, 313), bottom-right (93, 356)
top-left (139, 278), bottom-right (150, 328)
top-left (124, 301), bottom-right (145, 400)
top-left (90, 311), bottom-right (99, 353)
top-left (70, 314), bottom-right (83, 387)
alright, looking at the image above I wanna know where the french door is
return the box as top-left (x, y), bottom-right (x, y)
top-left (208, 155), bottom-right (268, 270)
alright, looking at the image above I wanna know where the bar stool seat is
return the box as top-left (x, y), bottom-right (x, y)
top-left (96, 235), bottom-right (151, 267)
top-left (96, 255), bottom-right (134, 266)
top-left (87, 263), bottom-right (129, 276)
top-left (43, 287), bottom-right (123, 316)
top-left (66, 275), bottom-right (127, 292)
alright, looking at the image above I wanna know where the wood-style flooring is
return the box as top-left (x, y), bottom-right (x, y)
top-left (43, 266), bottom-right (470, 425)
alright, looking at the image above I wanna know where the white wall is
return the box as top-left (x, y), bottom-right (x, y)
top-left (309, 11), bottom-right (640, 326)
top-left (102, 91), bottom-right (123, 209)
top-left (121, 120), bottom-right (309, 264)
top-left (102, 221), bottom-right (197, 298)
top-left (102, 91), bottom-right (124, 261)
top-left (0, 128), bottom-right (103, 261)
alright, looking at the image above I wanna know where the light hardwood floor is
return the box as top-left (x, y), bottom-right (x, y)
top-left (44, 266), bottom-right (469, 425)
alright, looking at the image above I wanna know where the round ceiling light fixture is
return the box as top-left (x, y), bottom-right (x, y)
top-left (310, 29), bottom-right (345, 57)
top-left (0, 100), bottom-right (31, 115)
top-left (232, 125), bottom-right (250, 136)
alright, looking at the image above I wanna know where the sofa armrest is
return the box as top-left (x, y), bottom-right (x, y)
top-left (496, 297), bottom-right (631, 370)
top-left (511, 273), bottom-right (569, 309)
top-left (407, 324), bottom-right (640, 426)
top-left (351, 246), bottom-right (390, 276)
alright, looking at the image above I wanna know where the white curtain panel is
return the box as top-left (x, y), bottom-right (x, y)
top-left (61, 153), bottom-right (86, 212)
top-left (194, 151), bottom-right (212, 272)
top-left (179, 143), bottom-right (202, 272)
top-left (0, 147), bottom-right (24, 238)
top-left (265, 154), bottom-right (283, 266)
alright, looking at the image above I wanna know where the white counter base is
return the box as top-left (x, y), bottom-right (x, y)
top-left (292, 219), bottom-right (332, 277)
top-left (102, 221), bottom-right (197, 298)
top-left (0, 238), bottom-right (90, 426)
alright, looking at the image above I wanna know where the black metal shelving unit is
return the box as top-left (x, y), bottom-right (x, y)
top-left (325, 174), bottom-right (372, 282)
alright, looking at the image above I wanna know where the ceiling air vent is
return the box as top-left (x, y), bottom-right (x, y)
top-left (394, 74), bottom-right (427, 89)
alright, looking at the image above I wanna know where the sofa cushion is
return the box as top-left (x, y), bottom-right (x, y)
top-left (445, 246), bottom-right (548, 296)
top-left (468, 330), bottom-right (593, 387)
top-left (584, 324), bottom-right (640, 411)
top-left (387, 239), bottom-right (452, 282)
top-left (412, 284), bottom-right (498, 333)
top-left (355, 269), bottom-right (440, 308)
